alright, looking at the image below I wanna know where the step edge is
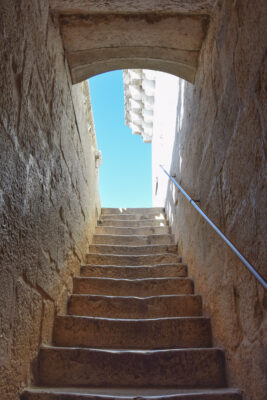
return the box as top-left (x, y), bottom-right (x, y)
top-left (69, 294), bottom-right (200, 299)
top-left (97, 222), bottom-right (168, 226)
top-left (80, 263), bottom-right (186, 268)
top-left (89, 245), bottom-right (177, 249)
top-left (93, 234), bottom-right (174, 237)
top-left (23, 386), bottom-right (243, 400)
top-left (55, 315), bottom-right (210, 322)
top-left (85, 254), bottom-right (181, 258)
top-left (23, 387), bottom-right (243, 397)
top-left (40, 345), bottom-right (224, 354)
top-left (73, 277), bottom-right (192, 282)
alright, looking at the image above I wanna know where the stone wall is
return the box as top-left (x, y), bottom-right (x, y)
top-left (50, 1), bottom-right (213, 84)
top-left (164, 1), bottom-right (267, 399)
top-left (0, 1), bottom-right (100, 399)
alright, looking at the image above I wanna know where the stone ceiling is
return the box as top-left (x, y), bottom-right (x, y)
top-left (49, 1), bottom-right (216, 84)
top-left (50, 1), bottom-right (215, 15)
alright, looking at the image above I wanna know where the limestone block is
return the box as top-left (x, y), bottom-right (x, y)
top-left (80, 263), bottom-right (187, 279)
top-left (85, 253), bottom-right (181, 265)
top-left (163, 1), bottom-right (267, 398)
top-left (0, 1), bottom-right (100, 398)
top-left (50, 1), bottom-right (215, 15)
top-left (68, 294), bottom-right (202, 318)
top-left (92, 233), bottom-right (175, 245)
top-left (21, 387), bottom-right (243, 400)
top-left (0, 267), bottom-right (15, 368)
top-left (41, 300), bottom-right (55, 345)
top-left (39, 346), bottom-right (226, 387)
top-left (53, 315), bottom-right (212, 349)
top-left (59, 13), bottom-right (208, 83)
top-left (73, 276), bottom-right (193, 296)
top-left (88, 244), bottom-right (177, 255)
top-left (95, 225), bottom-right (170, 235)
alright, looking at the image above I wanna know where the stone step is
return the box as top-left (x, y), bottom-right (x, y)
top-left (95, 226), bottom-right (170, 235)
top-left (80, 263), bottom-right (187, 279)
top-left (92, 234), bottom-right (175, 245)
top-left (100, 213), bottom-right (165, 221)
top-left (22, 387), bottom-right (243, 400)
top-left (73, 277), bottom-right (193, 296)
top-left (89, 244), bottom-right (177, 255)
top-left (39, 346), bottom-right (226, 387)
top-left (101, 207), bottom-right (165, 215)
top-left (53, 316), bottom-right (212, 349)
top-left (98, 219), bottom-right (168, 227)
top-left (85, 253), bottom-right (181, 266)
top-left (68, 294), bottom-right (202, 318)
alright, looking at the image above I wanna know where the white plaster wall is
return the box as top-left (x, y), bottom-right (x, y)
top-left (123, 69), bottom-right (182, 206)
top-left (152, 72), bottom-right (180, 206)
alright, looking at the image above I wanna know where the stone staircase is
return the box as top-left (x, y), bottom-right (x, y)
top-left (22, 208), bottom-right (242, 400)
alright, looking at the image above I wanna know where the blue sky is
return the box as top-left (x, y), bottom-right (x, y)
top-left (89, 70), bottom-right (152, 208)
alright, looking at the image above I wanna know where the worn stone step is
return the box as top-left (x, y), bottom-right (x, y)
top-left (73, 277), bottom-right (193, 296)
top-left (22, 387), bottom-right (242, 400)
top-left (85, 253), bottom-right (181, 266)
top-left (92, 234), bottom-right (175, 245)
top-left (68, 294), bottom-right (202, 318)
top-left (53, 316), bottom-right (212, 349)
top-left (98, 219), bottom-right (168, 227)
top-left (39, 346), bottom-right (226, 387)
top-left (100, 213), bottom-right (165, 221)
top-left (95, 226), bottom-right (170, 235)
top-left (80, 263), bottom-right (187, 279)
top-left (101, 207), bottom-right (165, 215)
top-left (89, 244), bottom-right (177, 255)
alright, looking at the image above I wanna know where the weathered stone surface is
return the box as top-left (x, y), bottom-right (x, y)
top-left (53, 315), bottom-right (212, 349)
top-left (95, 226), bottom-right (170, 235)
top-left (100, 213), bottom-right (165, 221)
top-left (66, 36), bottom-right (199, 81)
top-left (101, 207), bottom-right (165, 215)
top-left (80, 263), bottom-right (187, 278)
top-left (59, 13), bottom-right (209, 83)
top-left (21, 208), bottom-right (242, 399)
top-left (41, 300), bottom-right (55, 345)
top-left (85, 253), bottom-right (181, 266)
top-left (92, 234), bottom-right (175, 245)
top-left (21, 387), bottom-right (243, 400)
top-left (161, 1), bottom-right (267, 399)
top-left (49, 1), bottom-right (215, 16)
top-left (68, 294), bottom-right (202, 318)
top-left (73, 277), bottom-right (193, 296)
top-left (0, 1), bottom-right (100, 398)
top-left (2, 1), bottom-right (259, 400)
top-left (89, 244), bottom-right (177, 255)
top-left (0, 279), bottom-right (43, 399)
top-left (39, 346), bottom-right (226, 387)
top-left (97, 219), bottom-right (168, 227)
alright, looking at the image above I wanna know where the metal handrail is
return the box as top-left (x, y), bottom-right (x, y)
top-left (160, 165), bottom-right (267, 290)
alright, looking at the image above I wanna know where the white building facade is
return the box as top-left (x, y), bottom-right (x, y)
top-left (123, 69), bottom-right (182, 206)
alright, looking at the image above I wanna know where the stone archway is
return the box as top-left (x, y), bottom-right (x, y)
top-left (50, 1), bottom-right (214, 83)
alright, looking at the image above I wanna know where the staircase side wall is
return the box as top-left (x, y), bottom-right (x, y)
top-left (164, 1), bottom-right (266, 399)
top-left (0, 1), bottom-right (100, 398)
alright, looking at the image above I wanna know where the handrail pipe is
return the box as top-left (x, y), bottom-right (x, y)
top-left (160, 164), bottom-right (267, 290)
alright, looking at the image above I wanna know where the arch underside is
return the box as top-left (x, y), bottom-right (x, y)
top-left (50, 0), bottom-right (215, 16)
top-left (69, 51), bottom-right (198, 84)
top-left (59, 13), bottom-right (209, 84)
